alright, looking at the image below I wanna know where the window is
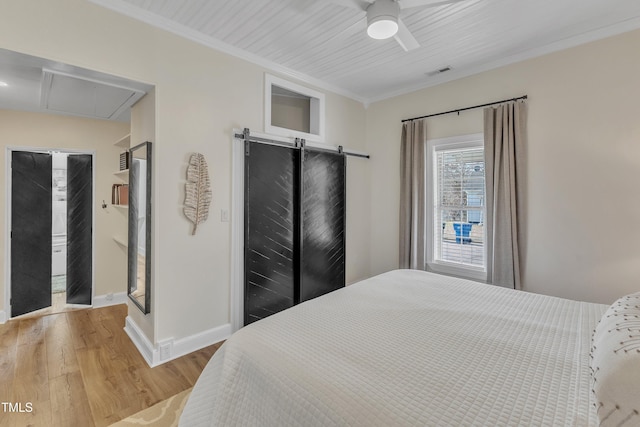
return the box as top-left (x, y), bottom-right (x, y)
top-left (264, 74), bottom-right (325, 142)
top-left (426, 134), bottom-right (486, 281)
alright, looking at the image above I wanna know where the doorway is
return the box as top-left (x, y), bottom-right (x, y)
top-left (8, 148), bottom-right (94, 318)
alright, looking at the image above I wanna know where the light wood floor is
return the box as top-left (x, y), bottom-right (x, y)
top-left (13, 292), bottom-right (85, 320)
top-left (0, 304), bottom-right (221, 427)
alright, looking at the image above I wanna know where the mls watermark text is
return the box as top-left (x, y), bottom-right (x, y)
top-left (1, 402), bottom-right (33, 413)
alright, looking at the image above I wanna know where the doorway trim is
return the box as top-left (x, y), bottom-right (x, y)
top-left (4, 146), bottom-right (96, 320)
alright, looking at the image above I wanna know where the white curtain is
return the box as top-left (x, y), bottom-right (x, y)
top-left (483, 101), bottom-right (527, 289)
top-left (399, 119), bottom-right (427, 269)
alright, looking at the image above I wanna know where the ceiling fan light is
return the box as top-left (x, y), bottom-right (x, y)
top-left (366, 0), bottom-right (400, 40)
top-left (367, 18), bottom-right (398, 39)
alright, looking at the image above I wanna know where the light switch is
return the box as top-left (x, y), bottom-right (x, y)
top-left (221, 209), bottom-right (229, 222)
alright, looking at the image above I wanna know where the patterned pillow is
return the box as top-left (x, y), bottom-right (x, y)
top-left (591, 292), bottom-right (640, 426)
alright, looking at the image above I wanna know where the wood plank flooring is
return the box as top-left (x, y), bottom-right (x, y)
top-left (12, 292), bottom-right (83, 320)
top-left (0, 304), bottom-right (221, 427)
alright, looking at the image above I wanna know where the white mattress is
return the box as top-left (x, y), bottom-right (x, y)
top-left (181, 269), bottom-right (606, 426)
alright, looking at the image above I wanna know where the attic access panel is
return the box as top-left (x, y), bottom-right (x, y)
top-left (265, 74), bottom-right (325, 142)
top-left (41, 69), bottom-right (146, 120)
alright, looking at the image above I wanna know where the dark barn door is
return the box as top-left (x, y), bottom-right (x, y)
top-left (66, 154), bottom-right (93, 305)
top-left (11, 151), bottom-right (52, 317)
top-left (299, 149), bottom-right (346, 302)
top-left (244, 142), bottom-right (299, 325)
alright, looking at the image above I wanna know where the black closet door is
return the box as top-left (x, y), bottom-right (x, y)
top-left (244, 142), bottom-right (299, 325)
top-left (11, 151), bottom-right (52, 317)
top-left (299, 149), bottom-right (346, 302)
top-left (66, 154), bottom-right (92, 305)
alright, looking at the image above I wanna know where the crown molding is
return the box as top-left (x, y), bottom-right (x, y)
top-left (366, 15), bottom-right (640, 104)
top-left (90, 0), bottom-right (640, 107)
top-left (88, 0), bottom-right (367, 105)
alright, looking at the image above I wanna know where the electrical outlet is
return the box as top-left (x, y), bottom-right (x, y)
top-left (159, 343), bottom-right (171, 361)
top-left (106, 293), bottom-right (113, 301)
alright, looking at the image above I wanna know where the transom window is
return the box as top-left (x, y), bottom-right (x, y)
top-left (427, 134), bottom-right (487, 281)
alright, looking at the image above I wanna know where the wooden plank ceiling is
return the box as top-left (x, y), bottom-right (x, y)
top-left (94, 0), bottom-right (640, 102)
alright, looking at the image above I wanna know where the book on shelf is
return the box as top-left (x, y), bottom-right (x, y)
top-left (112, 183), bottom-right (129, 205)
top-left (119, 151), bottom-right (129, 171)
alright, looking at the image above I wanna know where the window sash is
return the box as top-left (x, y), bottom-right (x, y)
top-left (427, 135), bottom-right (486, 279)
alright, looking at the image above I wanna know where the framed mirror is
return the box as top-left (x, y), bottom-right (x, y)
top-left (128, 141), bottom-right (152, 313)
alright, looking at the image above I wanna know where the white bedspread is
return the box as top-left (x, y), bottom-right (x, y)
top-left (180, 269), bottom-right (606, 426)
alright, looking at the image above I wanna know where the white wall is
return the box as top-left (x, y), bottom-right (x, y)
top-left (0, 0), bottom-right (369, 347)
top-left (0, 109), bottom-right (130, 314)
top-left (366, 29), bottom-right (640, 304)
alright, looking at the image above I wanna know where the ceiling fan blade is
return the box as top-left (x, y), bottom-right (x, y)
top-left (328, 0), bottom-right (371, 12)
top-left (398, 0), bottom-right (467, 10)
top-left (394, 18), bottom-right (420, 51)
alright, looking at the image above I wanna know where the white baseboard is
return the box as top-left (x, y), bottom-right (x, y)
top-left (0, 310), bottom-right (6, 324)
top-left (93, 292), bottom-right (127, 308)
top-left (125, 316), bottom-right (231, 368)
top-left (124, 315), bottom-right (155, 366)
top-left (168, 323), bottom-right (232, 363)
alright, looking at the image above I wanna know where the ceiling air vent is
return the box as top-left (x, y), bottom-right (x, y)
top-left (426, 66), bottom-right (452, 77)
top-left (41, 69), bottom-right (146, 121)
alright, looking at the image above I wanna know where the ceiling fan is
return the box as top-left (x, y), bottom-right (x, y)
top-left (331, 0), bottom-right (468, 51)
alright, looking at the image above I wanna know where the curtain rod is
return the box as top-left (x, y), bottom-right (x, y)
top-left (401, 95), bottom-right (528, 123)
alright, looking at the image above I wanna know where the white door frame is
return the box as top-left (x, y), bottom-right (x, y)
top-left (4, 146), bottom-right (96, 320)
top-left (230, 132), bottom-right (245, 333)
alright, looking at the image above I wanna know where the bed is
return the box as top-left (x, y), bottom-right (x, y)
top-left (180, 269), bottom-right (640, 426)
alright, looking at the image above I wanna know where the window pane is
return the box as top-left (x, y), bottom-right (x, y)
top-left (434, 147), bottom-right (485, 269)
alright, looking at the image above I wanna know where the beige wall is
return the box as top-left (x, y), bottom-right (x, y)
top-left (0, 0), bottom-right (369, 342)
top-left (271, 95), bottom-right (311, 133)
top-left (8, 0), bottom-right (633, 345)
top-left (366, 29), bottom-right (640, 304)
top-left (0, 109), bottom-right (129, 314)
